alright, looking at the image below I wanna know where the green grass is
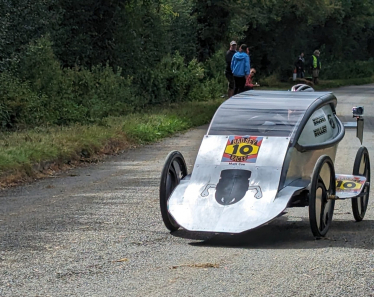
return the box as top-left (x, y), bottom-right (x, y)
top-left (258, 76), bottom-right (374, 91)
top-left (1, 75), bottom-right (373, 183)
top-left (124, 102), bottom-right (220, 143)
top-left (0, 101), bottom-right (222, 178)
top-left (314, 76), bottom-right (374, 89)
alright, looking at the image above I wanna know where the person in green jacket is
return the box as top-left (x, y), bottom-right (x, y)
top-left (310, 50), bottom-right (321, 85)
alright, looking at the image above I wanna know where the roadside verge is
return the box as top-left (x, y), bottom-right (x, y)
top-left (0, 101), bottom-right (222, 188)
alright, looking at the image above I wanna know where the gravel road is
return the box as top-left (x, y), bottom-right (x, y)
top-left (1, 85), bottom-right (373, 297)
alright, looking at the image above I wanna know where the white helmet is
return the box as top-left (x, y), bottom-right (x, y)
top-left (290, 84), bottom-right (315, 92)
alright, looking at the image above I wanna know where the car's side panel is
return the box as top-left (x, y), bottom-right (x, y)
top-left (298, 104), bottom-right (339, 146)
top-left (280, 146), bottom-right (338, 190)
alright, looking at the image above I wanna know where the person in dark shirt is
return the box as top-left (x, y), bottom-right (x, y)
top-left (225, 41), bottom-right (237, 97)
top-left (294, 52), bottom-right (305, 78)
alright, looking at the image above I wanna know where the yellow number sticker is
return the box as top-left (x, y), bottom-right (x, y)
top-left (222, 136), bottom-right (263, 163)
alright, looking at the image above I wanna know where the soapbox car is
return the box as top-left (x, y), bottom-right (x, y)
top-left (159, 89), bottom-right (370, 238)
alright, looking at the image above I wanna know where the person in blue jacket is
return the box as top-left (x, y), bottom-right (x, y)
top-left (231, 44), bottom-right (250, 94)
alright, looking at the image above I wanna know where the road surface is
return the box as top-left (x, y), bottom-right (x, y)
top-left (1, 84), bottom-right (373, 296)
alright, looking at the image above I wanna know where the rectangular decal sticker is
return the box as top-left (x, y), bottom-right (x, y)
top-left (221, 136), bottom-right (263, 163)
top-left (313, 125), bottom-right (327, 137)
top-left (335, 174), bottom-right (366, 194)
top-left (312, 116), bottom-right (326, 126)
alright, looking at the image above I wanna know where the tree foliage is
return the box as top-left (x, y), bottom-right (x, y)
top-left (0, 0), bottom-right (373, 129)
top-left (234, 0), bottom-right (374, 76)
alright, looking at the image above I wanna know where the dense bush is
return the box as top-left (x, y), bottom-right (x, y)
top-left (0, 37), bottom-right (225, 130)
top-left (0, 0), bottom-right (373, 131)
top-left (0, 72), bottom-right (43, 128)
top-left (1, 37), bottom-right (135, 127)
top-left (321, 59), bottom-right (374, 80)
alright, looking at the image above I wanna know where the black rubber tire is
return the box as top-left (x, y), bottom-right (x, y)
top-left (159, 151), bottom-right (187, 232)
top-left (351, 146), bottom-right (370, 222)
top-left (309, 155), bottom-right (336, 238)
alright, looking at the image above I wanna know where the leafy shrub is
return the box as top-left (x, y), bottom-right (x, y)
top-left (139, 52), bottom-right (205, 105)
top-left (1, 36), bottom-right (225, 131)
top-left (0, 71), bottom-right (49, 129)
top-left (260, 73), bottom-right (281, 87)
top-left (5, 37), bottom-right (134, 127)
top-left (66, 65), bottom-right (134, 120)
top-left (321, 59), bottom-right (374, 80)
top-left (189, 50), bottom-right (227, 101)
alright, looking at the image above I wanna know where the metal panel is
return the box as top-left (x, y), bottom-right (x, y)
top-left (335, 174), bottom-right (367, 199)
top-left (168, 136), bottom-right (298, 233)
top-left (193, 135), bottom-right (290, 168)
top-left (298, 105), bottom-right (338, 146)
top-left (281, 146), bottom-right (338, 189)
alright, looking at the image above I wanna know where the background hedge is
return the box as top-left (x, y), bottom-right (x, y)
top-left (1, 0), bottom-right (373, 129)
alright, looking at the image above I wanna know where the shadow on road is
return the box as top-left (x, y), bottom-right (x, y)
top-left (172, 218), bottom-right (374, 250)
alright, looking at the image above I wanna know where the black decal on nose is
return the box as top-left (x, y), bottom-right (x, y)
top-left (215, 169), bottom-right (251, 205)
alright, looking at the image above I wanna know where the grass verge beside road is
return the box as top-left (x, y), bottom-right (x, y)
top-left (260, 76), bottom-right (374, 90)
top-left (315, 76), bottom-right (374, 89)
top-left (1, 76), bottom-right (373, 187)
top-left (0, 100), bottom-right (222, 186)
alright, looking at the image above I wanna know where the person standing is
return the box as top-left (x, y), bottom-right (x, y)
top-left (295, 52), bottom-right (305, 78)
top-left (225, 41), bottom-right (237, 98)
top-left (231, 44), bottom-right (250, 95)
top-left (310, 50), bottom-right (321, 84)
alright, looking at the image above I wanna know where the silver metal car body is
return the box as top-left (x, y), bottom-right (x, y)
top-left (168, 90), bottom-right (346, 233)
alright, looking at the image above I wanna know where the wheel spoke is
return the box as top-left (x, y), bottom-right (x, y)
top-left (322, 200), bottom-right (332, 228)
top-left (172, 160), bottom-right (182, 180)
top-left (165, 172), bottom-right (173, 198)
top-left (363, 197), bottom-right (368, 212)
top-left (315, 187), bottom-right (323, 230)
top-left (358, 195), bottom-right (363, 214)
top-left (167, 166), bottom-right (177, 196)
top-left (319, 163), bottom-right (331, 191)
top-left (359, 155), bottom-right (365, 175)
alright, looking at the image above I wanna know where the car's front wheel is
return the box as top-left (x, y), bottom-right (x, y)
top-left (159, 151), bottom-right (187, 232)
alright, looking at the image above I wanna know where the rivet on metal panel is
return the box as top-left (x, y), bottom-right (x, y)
top-left (197, 165), bottom-right (199, 167)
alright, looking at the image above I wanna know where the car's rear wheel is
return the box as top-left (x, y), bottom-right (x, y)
top-left (159, 151), bottom-right (187, 232)
top-left (352, 146), bottom-right (370, 222)
top-left (309, 155), bottom-right (336, 238)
